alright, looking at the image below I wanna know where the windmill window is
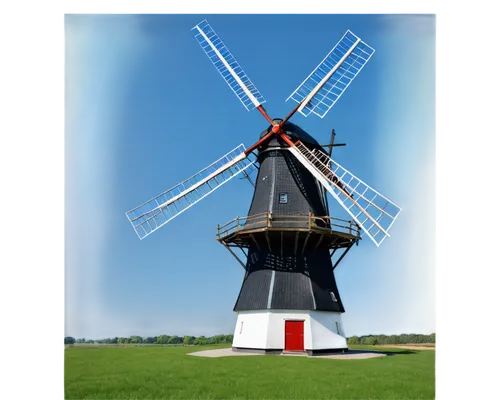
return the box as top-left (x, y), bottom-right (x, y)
top-left (279, 193), bottom-right (288, 204)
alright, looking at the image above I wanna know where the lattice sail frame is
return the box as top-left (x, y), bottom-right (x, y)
top-left (287, 30), bottom-right (375, 119)
top-left (192, 20), bottom-right (266, 111)
top-left (126, 144), bottom-right (257, 240)
top-left (287, 141), bottom-right (401, 247)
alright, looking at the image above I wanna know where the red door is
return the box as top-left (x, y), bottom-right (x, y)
top-left (284, 320), bottom-right (304, 351)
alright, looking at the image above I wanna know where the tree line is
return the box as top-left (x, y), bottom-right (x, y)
top-left (65, 332), bottom-right (435, 346)
top-left (347, 333), bottom-right (435, 345)
top-left (64, 334), bottom-right (234, 345)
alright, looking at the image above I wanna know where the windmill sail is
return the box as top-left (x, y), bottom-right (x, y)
top-left (192, 20), bottom-right (266, 111)
top-left (126, 144), bottom-right (257, 240)
top-left (287, 30), bottom-right (375, 119)
top-left (286, 140), bottom-right (401, 247)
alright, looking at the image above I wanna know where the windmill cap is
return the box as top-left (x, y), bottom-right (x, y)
top-left (260, 120), bottom-right (322, 149)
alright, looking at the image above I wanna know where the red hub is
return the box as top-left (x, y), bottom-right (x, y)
top-left (271, 124), bottom-right (281, 133)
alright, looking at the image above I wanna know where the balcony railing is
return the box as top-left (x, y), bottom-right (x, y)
top-left (216, 212), bottom-right (360, 241)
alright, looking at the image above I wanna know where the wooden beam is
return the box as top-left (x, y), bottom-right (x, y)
top-left (221, 242), bottom-right (246, 269)
top-left (302, 232), bottom-right (311, 255)
top-left (314, 234), bottom-right (324, 251)
top-left (250, 233), bottom-right (261, 252)
top-left (265, 230), bottom-right (272, 252)
top-left (331, 242), bottom-right (354, 271)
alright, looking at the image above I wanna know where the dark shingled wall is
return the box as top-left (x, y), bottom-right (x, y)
top-left (234, 123), bottom-right (346, 313)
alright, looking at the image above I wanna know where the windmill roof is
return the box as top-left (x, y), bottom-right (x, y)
top-left (260, 120), bottom-right (323, 150)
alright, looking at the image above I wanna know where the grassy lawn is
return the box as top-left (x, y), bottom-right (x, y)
top-left (64, 344), bottom-right (435, 399)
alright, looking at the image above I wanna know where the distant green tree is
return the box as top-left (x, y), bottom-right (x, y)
top-left (364, 336), bottom-right (378, 346)
top-left (183, 336), bottom-right (195, 345)
top-left (363, 336), bottom-right (378, 346)
top-left (377, 335), bottom-right (388, 345)
top-left (388, 335), bottom-right (399, 344)
top-left (129, 336), bottom-right (143, 344)
top-left (347, 336), bottom-right (358, 345)
top-left (64, 337), bottom-right (75, 345)
top-left (144, 337), bottom-right (156, 344)
top-left (213, 334), bottom-right (226, 344)
top-left (76, 338), bottom-right (86, 344)
top-left (168, 336), bottom-right (181, 344)
top-left (118, 337), bottom-right (129, 344)
top-left (155, 335), bottom-right (169, 344)
top-left (111, 337), bottom-right (118, 344)
top-left (430, 333), bottom-right (436, 343)
top-left (193, 336), bottom-right (207, 345)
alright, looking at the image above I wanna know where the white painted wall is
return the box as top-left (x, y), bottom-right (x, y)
top-left (309, 311), bottom-right (347, 350)
top-left (232, 310), bottom-right (269, 349)
top-left (232, 310), bottom-right (347, 350)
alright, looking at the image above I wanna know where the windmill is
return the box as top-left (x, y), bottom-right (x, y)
top-left (126, 20), bottom-right (401, 354)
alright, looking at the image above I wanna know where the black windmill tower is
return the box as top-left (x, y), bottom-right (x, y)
top-left (126, 20), bottom-right (402, 354)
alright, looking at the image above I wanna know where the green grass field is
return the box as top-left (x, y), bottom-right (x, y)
top-left (64, 344), bottom-right (435, 399)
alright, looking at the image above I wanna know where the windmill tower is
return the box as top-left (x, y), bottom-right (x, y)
top-left (126, 20), bottom-right (402, 354)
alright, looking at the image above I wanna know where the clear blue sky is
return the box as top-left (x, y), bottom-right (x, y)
top-left (65, 14), bottom-right (435, 339)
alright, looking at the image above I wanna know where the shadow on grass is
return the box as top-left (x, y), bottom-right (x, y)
top-left (381, 350), bottom-right (416, 356)
top-left (346, 349), bottom-right (417, 356)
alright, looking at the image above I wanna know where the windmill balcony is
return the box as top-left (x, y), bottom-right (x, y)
top-left (216, 212), bottom-right (360, 256)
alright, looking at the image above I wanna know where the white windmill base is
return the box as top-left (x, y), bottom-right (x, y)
top-left (232, 310), bottom-right (348, 355)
